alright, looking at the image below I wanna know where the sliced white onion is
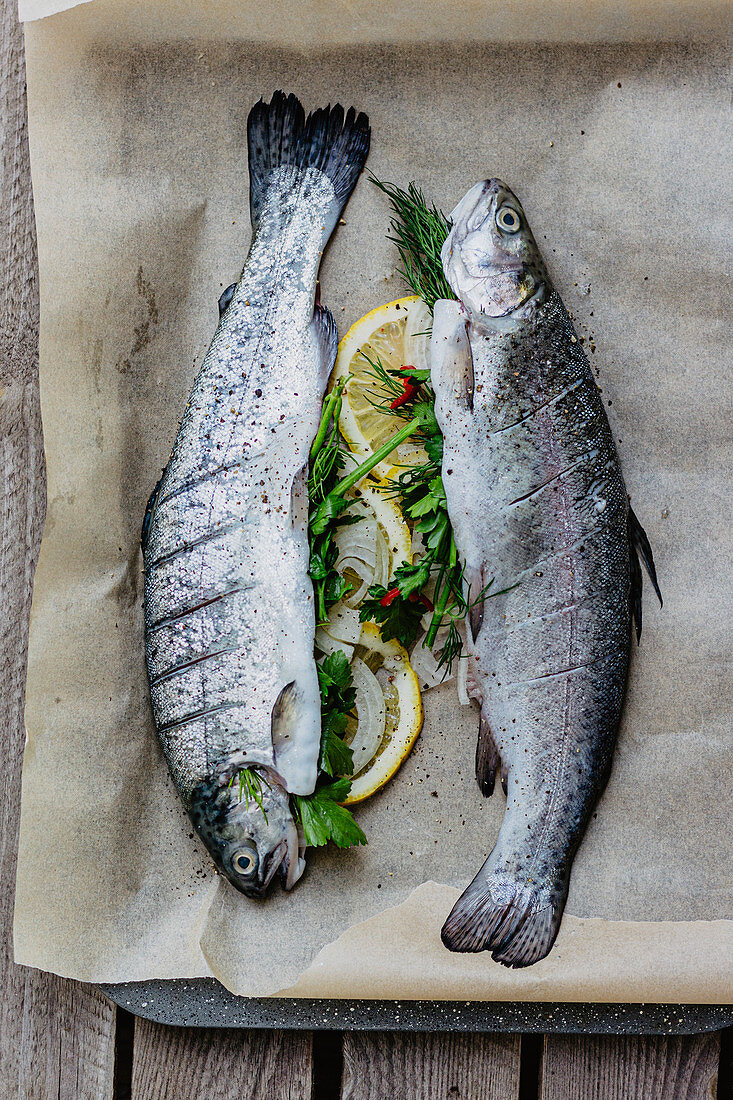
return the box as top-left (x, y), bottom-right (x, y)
top-left (409, 632), bottom-right (456, 690)
top-left (334, 516), bottom-right (378, 609)
top-left (456, 655), bottom-right (470, 706)
top-left (322, 601), bottom-right (362, 645)
top-left (374, 525), bottom-right (389, 589)
top-left (347, 656), bottom-right (386, 774)
top-left (340, 568), bottom-right (371, 608)
top-left (314, 627), bottom-right (354, 662)
top-left (334, 515), bottom-right (377, 563)
top-left (405, 298), bottom-right (433, 373)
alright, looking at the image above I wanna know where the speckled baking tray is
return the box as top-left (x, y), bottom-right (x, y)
top-left (101, 980), bottom-right (732, 1033)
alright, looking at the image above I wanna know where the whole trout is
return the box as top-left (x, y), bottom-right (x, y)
top-left (142, 93), bottom-right (370, 897)
top-left (434, 181), bottom-right (660, 966)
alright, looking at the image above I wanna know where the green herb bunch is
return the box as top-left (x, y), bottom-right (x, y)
top-left (292, 651), bottom-right (366, 849)
top-left (356, 362), bottom-right (470, 671)
top-left (293, 383), bottom-right (420, 849)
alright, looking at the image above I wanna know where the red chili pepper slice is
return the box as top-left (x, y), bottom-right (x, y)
top-left (408, 592), bottom-right (434, 611)
top-left (389, 378), bottom-right (419, 409)
top-left (380, 587), bottom-right (401, 607)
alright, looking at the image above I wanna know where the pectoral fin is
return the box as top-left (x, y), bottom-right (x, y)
top-left (271, 680), bottom-right (301, 752)
top-left (431, 299), bottom-right (474, 414)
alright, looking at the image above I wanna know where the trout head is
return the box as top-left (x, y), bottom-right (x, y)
top-left (188, 765), bottom-right (304, 898)
top-left (442, 180), bottom-right (549, 324)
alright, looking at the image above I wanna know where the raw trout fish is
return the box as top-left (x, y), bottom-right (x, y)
top-left (433, 181), bottom-right (660, 967)
top-left (142, 93), bottom-right (370, 897)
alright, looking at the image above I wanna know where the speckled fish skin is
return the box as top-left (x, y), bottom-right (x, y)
top-left (435, 180), bottom-right (659, 966)
top-left (142, 93), bottom-right (370, 898)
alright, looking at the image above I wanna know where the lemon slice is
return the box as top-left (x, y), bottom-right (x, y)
top-left (342, 623), bottom-right (424, 805)
top-left (333, 296), bottom-right (433, 481)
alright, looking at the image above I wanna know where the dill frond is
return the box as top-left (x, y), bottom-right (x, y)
top-left (228, 767), bottom-right (270, 822)
top-left (369, 175), bottom-right (455, 310)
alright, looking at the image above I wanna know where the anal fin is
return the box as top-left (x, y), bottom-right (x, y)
top-left (141, 473), bottom-right (164, 553)
top-left (628, 505), bottom-right (662, 642)
top-left (476, 710), bottom-right (502, 797)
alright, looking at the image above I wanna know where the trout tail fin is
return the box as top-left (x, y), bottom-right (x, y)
top-left (247, 91), bottom-right (370, 233)
top-left (441, 865), bottom-right (567, 968)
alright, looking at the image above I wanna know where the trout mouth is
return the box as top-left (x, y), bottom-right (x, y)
top-left (260, 840), bottom-right (289, 892)
top-left (245, 818), bottom-right (304, 898)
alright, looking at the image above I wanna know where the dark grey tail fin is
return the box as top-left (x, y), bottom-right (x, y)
top-left (441, 867), bottom-right (566, 968)
top-left (247, 91), bottom-right (370, 230)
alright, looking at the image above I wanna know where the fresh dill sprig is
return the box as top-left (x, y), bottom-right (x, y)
top-left (228, 767), bottom-right (271, 822)
top-left (369, 175), bottom-right (455, 310)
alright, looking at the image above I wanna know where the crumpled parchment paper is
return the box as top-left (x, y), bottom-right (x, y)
top-left (13, 0), bottom-right (733, 999)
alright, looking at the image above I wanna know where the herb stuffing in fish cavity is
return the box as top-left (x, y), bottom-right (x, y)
top-left (434, 180), bottom-right (661, 967)
top-left (142, 93), bottom-right (370, 898)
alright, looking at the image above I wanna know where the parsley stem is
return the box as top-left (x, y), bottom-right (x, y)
top-left (330, 417), bottom-right (420, 498)
top-left (425, 535), bottom-right (458, 648)
top-left (310, 376), bottom-right (350, 464)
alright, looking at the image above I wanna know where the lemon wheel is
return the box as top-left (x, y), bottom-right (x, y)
top-left (333, 296), bottom-right (433, 480)
top-left (342, 623), bottom-right (423, 805)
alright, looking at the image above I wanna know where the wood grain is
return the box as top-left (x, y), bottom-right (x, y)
top-left (341, 1032), bottom-right (521, 1100)
top-left (0, 1), bottom-right (117, 1097)
top-left (0, 4), bottom-right (727, 1098)
top-left (132, 1021), bottom-right (313, 1099)
top-left (541, 1032), bottom-right (721, 1100)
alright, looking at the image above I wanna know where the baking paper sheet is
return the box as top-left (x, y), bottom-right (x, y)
top-left (14, 0), bottom-right (733, 1000)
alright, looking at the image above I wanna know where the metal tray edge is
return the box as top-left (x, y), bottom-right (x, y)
top-left (100, 979), bottom-right (732, 1034)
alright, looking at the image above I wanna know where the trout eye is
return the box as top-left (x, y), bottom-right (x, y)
top-left (496, 206), bottom-right (521, 233)
top-left (232, 847), bottom-right (258, 877)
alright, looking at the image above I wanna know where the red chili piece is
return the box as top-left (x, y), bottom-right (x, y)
top-left (409, 592), bottom-right (434, 611)
top-left (380, 587), bottom-right (401, 607)
top-left (389, 372), bottom-right (419, 409)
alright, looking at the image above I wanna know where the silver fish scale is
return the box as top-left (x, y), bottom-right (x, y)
top-left (436, 289), bottom-right (630, 895)
top-left (144, 165), bottom-right (338, 802)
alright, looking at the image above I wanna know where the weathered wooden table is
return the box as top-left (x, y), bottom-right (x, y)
top-left (0, 4), bottom-right (728, 1095)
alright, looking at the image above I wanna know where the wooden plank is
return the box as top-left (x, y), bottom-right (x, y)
top-left (132, 1020), bottom-right (313, 1099)
top-left (0, 1), bottom-right (117, 1097)
top-left (541, 1032), bottom-right (721, 1100)
top-left (342, 1032), bottom-right (521, 1100)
